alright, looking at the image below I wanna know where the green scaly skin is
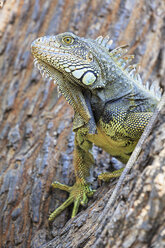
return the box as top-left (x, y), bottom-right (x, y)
top-left (31, 32), bottom-right (160, 221)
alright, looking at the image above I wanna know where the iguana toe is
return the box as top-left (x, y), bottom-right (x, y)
top-left (49, 181), bottom-right (95, 221)
top-left (98, 168), bottom-right (124, 182)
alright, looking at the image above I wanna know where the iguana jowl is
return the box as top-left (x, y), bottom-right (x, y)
top-left (31, 32), bottom-right (161, 221)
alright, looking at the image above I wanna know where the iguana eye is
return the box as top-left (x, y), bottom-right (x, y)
top-left (62, 36), bottom-right (74, 44)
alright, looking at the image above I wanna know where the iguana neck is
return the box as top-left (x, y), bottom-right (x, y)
top-left (89, 67), bottom-right (134, 121)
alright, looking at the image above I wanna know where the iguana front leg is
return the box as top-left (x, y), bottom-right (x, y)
top-left (49, 128), bottom-right (95, 221)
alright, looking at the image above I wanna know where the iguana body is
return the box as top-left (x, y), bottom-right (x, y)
top-left (31, 32), bottom-right (161, 220)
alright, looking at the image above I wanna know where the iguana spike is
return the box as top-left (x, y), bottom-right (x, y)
top-left (102, 35), bottom-right (113, 50)
top-left (150, 80), bottom-right (162, 97)
top-left (95, 35), bottom-right (113, 50)
top-left (143, 80), bottom-right (162, 100)
top-left (130, 69), bottom-right (141, 81)
top-left (150, 81), bottom-right (156, 93)
top-left (129, 64), bottom-right (140, 73)
top-left (123, 55), bottom-right (135, 65)
top-left (136, 74), bottom-right (143, 85)
top-left (95, 36), bottom-right (104, 45)
top-left (126, 64), bottom-right (135, 73)
top-left (145, 81), bottom-right (150, 90)
top-left (116, 58), bottom-right (127, 68)
top-left (129, 68), bottom-right (136, 78)
top-left (101, 35), bottom-right (110, 46)
top-left (135, 64), bottom-right (140, 74)
top-left (109, 44), bottom-right (129, 58)
top-left (116, 55), bottom-right (135, 69)
top-left (107, 39), bottom-right (113, 49)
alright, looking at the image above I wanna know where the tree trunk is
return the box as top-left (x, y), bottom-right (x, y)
top-left (0, 0), bottom-right (164, 247)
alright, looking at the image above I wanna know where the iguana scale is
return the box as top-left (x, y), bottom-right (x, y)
top-left (31, 32), bottom-right (161, 221)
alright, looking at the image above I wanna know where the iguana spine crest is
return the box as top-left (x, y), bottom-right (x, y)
top-left (95, 35), bottom-right (162, 100)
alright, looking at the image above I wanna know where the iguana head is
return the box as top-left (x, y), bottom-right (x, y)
top-left (31, 32), bottom-right (106, 89)
top-left (31, 32), bottom-right (162, 102)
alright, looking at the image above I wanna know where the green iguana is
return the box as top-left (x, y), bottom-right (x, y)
top-left (31, 32), bottom-right (161, 221)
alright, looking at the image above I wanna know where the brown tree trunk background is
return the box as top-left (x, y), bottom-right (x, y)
top-left (0, 0), bottom-right (164, 247)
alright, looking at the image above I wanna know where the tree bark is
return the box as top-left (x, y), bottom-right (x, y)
top-left (0, 0), bottom-right (164, 248)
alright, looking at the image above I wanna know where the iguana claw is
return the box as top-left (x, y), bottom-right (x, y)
top-left (49, 181), bottom-right (94, 221)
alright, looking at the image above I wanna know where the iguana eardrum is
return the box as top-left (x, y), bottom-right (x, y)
top-left (31, 32), bottom-right (161, 221)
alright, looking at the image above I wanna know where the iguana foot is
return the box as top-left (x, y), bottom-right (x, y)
top-left (98, 168), bottom-right (124, 182)
top-left (49, 181), bottom-right (95, 221)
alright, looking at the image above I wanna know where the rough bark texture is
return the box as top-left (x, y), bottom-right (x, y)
top-left (0, 1), bottom-right (164, 248)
